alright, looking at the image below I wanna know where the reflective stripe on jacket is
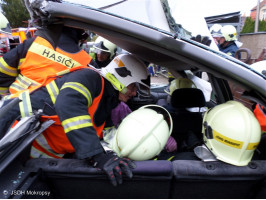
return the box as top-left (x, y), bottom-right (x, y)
top-left (9, 36), bottom-right (92, 94)
top-left (29, 68), bottom-right (105, 159)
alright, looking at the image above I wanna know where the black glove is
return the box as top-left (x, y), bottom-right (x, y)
top-left (91, 152), bottom-right (136, 186)
top-left (191, 35), bottom-right (212, 47)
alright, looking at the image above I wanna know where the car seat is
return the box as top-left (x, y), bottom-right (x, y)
top-left (171, 160), bottom-right (266, 199)
top-left (170, 88), bottom-right (206, 151)
top-left (24, 158), bottom-right (173, 199)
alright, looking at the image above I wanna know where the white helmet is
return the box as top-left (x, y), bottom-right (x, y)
top-left (0, 12), bottom-right (12, 35)
top-left (221, 25), bottom-right (237, 41)
top-left (209, 24), bottom-right (223, 38)
top-left (202, 101), bottom-right (261, 166)
top-left (250, 61), bottom-right (266, 76)
top-left (101, 54), bottom-right (150, 94)
top-left (93, 36), bottom-right (117, 59)
top-left (165, 78), bottom-right (196, 95)
top-left (112, 105), bottom-right (173, 160)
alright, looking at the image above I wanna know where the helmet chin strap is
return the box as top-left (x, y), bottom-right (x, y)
top-left (104, 72), bottom-right (128, 94)
top-left (96, 67), bottom-right (128, 94)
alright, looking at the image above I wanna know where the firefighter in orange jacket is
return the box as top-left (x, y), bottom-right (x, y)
top-left (0, 26), bottom-right (97, 96)
top-left (0, 54), bottom-right (150, 186)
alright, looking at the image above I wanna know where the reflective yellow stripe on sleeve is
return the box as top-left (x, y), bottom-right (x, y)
top-left (9, 74), bottom-right (40, 93)
top-left (0, 87), bottom-right (9, 94)
top-left (61, 82), bottom-right (92, 106)
top-left (16, 74), bottom-right (32, 88)
top-left (19, 90), bottom-right (33, 118)
top-left (10, 82), bottom-right (27, 92)
top-left (62, 115), bottom-right (93, 134)
top-left (0, 57), bottom-right (18, 77)
top-left (18, 58), bottom-right (25, 70)
top-left (46, 80), bottom-right (59, 104)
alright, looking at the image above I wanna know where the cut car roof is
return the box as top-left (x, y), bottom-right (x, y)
top-left (31, 1), bottom-right (265, 98)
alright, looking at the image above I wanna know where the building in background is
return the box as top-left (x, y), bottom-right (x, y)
top-left (250, 0), bottom-right (266, 21)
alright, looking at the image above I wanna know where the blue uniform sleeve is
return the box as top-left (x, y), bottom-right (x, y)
top-left (54, 69), bottom-right (104, 159)
top-left (0, 38), bottom-right (34, 93)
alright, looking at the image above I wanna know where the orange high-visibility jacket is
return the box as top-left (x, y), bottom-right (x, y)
top-left (16, 67), bottom-right (106, 159)
top-left (32, 74), bottom-right (105, 159)
top-left (9, 36), bottom-right (93, 94)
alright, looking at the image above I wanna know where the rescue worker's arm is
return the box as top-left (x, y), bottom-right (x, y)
top-left (54, 69), bottom-right (135, 186)
top-left (0, 38), bottom-right (34, 94)
top-left (54, 69), bottom-right (105, 159)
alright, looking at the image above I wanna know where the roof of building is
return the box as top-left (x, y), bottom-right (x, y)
top-left (251, 0), bottom-right (266, 11)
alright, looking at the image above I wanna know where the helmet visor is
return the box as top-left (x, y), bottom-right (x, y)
top-left (140, 75), bottom-right (150, 89)
top-left (94, 41), bottom-right (110, 52)
top-left (136, 75), bottom-right (150, 96)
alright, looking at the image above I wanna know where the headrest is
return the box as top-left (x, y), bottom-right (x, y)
top-left (171, 88), bottom-right (206, 108)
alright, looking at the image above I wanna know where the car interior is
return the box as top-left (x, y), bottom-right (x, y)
top-left (0, 1), bottom-right (265, 199)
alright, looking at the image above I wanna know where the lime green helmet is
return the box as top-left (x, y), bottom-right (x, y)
top-left (202, 101), bottom-right (261, 166)
top-left (221, 25), bottom-right (237, 41)
top-left (0, 12), bottom-right (12, 35)
top-left (165, 78), bottom-right (196, 95)
top-left (112, 105), bottom-right (173, 161)
top-left (93, 36), bottom-right (117, 59)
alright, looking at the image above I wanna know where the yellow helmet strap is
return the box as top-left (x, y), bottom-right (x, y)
top-left (105, 72), bottom-right (128, 94)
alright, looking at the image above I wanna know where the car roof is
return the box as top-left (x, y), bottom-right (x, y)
top-left (36, 1), bottom-right (265, 97)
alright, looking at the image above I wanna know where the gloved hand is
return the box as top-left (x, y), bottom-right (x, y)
top-left (191, 35), bottom-right (212, 46)
top-left (91, 152), bottom-right (136, 186)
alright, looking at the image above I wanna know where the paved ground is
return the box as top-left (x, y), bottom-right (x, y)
top-left (150, 73), bottom-right (169, 85)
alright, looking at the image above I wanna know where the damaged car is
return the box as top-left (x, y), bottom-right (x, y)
top-left (0, 0), bottom-right (265, 199)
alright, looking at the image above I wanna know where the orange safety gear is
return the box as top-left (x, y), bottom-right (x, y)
top-left (31, 79), bottom-right (105, 158)
top-left (11, 66), bottom-right (105, 159)
top-left (9, 36), bottom-right (93, 94)
top-left (253, 104), bottom-right (266, 133)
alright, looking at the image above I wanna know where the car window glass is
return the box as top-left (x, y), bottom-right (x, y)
top-left (228, 81), bottom-right (254, 110)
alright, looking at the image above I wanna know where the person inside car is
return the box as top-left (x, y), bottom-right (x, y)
top-left (0, 54), bottom-right (150, 187)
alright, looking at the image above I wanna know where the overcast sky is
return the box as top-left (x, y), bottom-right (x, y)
top-left (195, 0), bottom-right (260, 17)
top-left (64, 0), bottom-right (261, 17)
